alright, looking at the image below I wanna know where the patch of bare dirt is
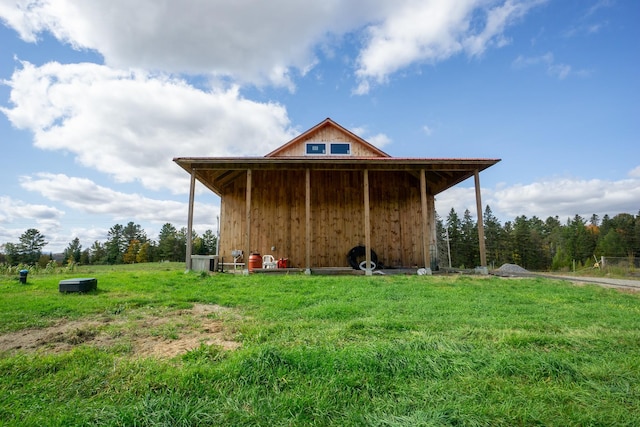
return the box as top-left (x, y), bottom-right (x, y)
top-left (0, 304), bottom-right (241, 358)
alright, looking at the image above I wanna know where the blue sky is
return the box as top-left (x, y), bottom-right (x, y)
top-left (1, 0), bottom-right (638, 253)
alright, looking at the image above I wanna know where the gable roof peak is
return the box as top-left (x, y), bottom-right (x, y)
top-left (265, 117), bottom-right (390, 158)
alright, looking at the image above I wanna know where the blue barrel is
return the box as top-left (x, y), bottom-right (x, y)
top-left (19, 269), bottom-right (29, 284)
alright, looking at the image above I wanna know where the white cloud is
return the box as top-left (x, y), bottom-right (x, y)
top-left (0, 196), bottom-right (65, 250)
top-left (366, 133), bottom-right (392, 148)
top-left (493, 177), bottom-right (640, 219)
top-left (0, 195), bottom-right (64, 224)
top-left (1, 61), bottom-right (296, 193)
top-left (435, 186), bottom-right (478, 218)
top-left (355, 0), bottom-right (546, 93)
top-left (0, 0), bottom-right (389, 88)
top-left (436, 174), bottom-right (640, 223)
top-left (629, 166), bottom-right (640, 178)
top-left (1, 1), bottom-right (546, 93)
top-left (0, 196), bottom-right (64, 246)
top-left (11, 172), bottom-right (220, 251)
top-left (19, 173), bottom-right (217, 225)
top-left (585, 0), bottom-right (615, 17)
top-left (350, 126), bottom-right (392, 149)
top-left (512, 52), bottom-right (576, 79)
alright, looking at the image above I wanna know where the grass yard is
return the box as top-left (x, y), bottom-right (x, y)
top-left (1, 264), bottom-right (639, 426)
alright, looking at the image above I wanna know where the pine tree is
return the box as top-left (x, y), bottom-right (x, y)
top-left (90, 241), bottom-right (107, 264)
top-left (158, 223), bottom-right (178, 261)
top-left (106, 224), bottom-right (125, 264)
top-left (446, 208), bottom-right (463, 268)
top-left (201, 229), bottom-right (217, 254)
top-left (483, 205), bottom-right (504, 268)
top-left (460, 209), bottom-right (479, 267)
top-left (63, 237), bottom-right (82, 264)
top-left (17, 229), bottom-right (48, 265)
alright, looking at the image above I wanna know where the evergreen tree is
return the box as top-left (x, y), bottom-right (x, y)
top-left (435, 212), bottom-right (448, 269)
top-left (544, 216), bottom-right (563, 269)
top-left (105, 224), bottom-right (126, 264)
top-left (123, 222), bottom-right (146, 245)
top-left (634, 211), bottom-right (640, 257)
top-left (502, 220), bottom-right (515, 264)
top-left (63, 237), bottom-right (82, 264)
top-left (600, 214), bottom-right (612, 237)
top-left (597, 229), bottom-right (627, 257)
top-left (511, 216), bottom-right (530, 268)
top-left (599, 213), bottom-right (636, 257)
top-left (201, 229), bottom-right (217, 254)
top-left (158, 223), bottom-right (179, 261)
top-left (2, 242), bottom-right (19, 265)
top-left (460, 209), bottom-right (479, 267)
top-left (192, 232), bottom-right (203, 255)
top-left (446, 208), bottom-right (463, 268)
top-left (17, 229), bottom-right (48, 265)
top-left (528, 216), bottom-right (548, 270)
top-left (90, 241), bottom-right (107, 264)
top-left (177, 227), bottom-right (188, 260)
top-left (563, 215), bottom-right (592, 267)
top-left (79, 248), bottom-right (91, 265)
top-left (483, 205), bottom-right (503, 268)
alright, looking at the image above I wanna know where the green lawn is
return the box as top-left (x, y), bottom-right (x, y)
top-left (1, 264), bottom-right (639, 426)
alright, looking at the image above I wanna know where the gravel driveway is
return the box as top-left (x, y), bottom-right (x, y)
top-left (492, 263), bottom-right (640, 291)
top-left (535, 274), bottom-right (640, 291)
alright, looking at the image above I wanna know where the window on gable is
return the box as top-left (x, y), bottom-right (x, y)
top-left (330, 143), bottom-right (350, 155)
top-left (305, 142), bottom-right (352, 155)
top-left (306, 143), bottom-right (326, 155)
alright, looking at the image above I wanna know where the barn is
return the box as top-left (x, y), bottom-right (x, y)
top-left (174, 118), bottom-right (500, 274)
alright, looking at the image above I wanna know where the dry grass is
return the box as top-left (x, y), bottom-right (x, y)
top-left (0, 303), bottom-right (240, 358)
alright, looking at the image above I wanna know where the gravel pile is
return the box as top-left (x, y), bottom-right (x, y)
top-left (493, 263), bottom-right (532, 276)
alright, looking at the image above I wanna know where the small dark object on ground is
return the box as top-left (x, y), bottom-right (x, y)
top-left (59, 278), bottom-right (97, 293)
top-left (19, 269), bottom-right (29, 284)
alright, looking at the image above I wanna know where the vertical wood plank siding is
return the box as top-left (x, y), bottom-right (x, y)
top-left (219, 169), bottom-right (425, 268)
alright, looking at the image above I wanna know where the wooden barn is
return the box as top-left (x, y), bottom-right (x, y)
top-left (174, 118), bottom-right (500, 274)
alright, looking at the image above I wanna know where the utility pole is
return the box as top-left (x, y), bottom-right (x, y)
top-left (446, 227), bottom-right (452, 269)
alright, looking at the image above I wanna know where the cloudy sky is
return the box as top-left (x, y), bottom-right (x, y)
top-left (1, 0), bottom-right (638, 253)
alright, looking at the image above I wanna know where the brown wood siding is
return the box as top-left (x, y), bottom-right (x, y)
top-left (368, 171), bottom-right (423, 267)
top-left (273, 126), bottom-right (385, 157)
top-left (219, 169), bottom-right (426, 268)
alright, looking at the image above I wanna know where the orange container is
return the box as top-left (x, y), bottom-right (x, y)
top-left (248, 253), bottom-right (262, 271)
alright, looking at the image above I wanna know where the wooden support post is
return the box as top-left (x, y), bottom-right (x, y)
top-left (363, 169), bottom-right (372, 276)
top-left (305, 168), bottom-right (311, 275)
top-left (428, 194), bottom-right (436, 268)
top-left (420, 169), bottom-right (430, 269)
top-left (245, 169), bottom-right (252, 270)
top-left (185, 168), bottom-right (196, 271)
top-left (474, 170), bottom-right (487, 268)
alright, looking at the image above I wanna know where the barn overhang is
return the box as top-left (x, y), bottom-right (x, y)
top-left (174, 155), bottom-right (500, 273)
top-left (173, 157), bottom-right (500, 197)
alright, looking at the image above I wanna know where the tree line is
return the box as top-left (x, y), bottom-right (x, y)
top-left (437, 207), bottom-right (640, 271)
top-left (2, 208), bottom-right (639, 271)
top-left (0, 222), bottom-right (217, 267)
